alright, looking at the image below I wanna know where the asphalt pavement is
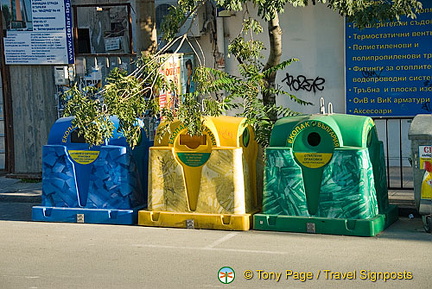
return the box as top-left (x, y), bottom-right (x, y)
top-left (0, 175), bottom-right (430, 289)
top-left (0, 174), bottom-right (42, 203)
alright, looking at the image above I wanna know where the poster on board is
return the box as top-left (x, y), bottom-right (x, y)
top-left (346, 0), bottom-right (432, 117)
top-left (158, 53), bottom-right (195, 110)
top-left (2, 0), bottom-right (74, 64)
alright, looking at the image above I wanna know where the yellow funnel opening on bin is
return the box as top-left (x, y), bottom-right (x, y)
top-left (173, 129), bottom-right (215, 211)
top-left (180, 134), bottom-right (207, 149)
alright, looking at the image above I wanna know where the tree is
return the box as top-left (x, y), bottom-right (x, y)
top-left (156, 0), bottom-right (423, 143)
top-left (165, 0), bottom-right (422, 118)
top-left (64, 0), bottom-right (423, 148)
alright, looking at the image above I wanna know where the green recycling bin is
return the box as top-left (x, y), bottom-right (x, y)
top-left (253, 113), bottom-right (398, 236)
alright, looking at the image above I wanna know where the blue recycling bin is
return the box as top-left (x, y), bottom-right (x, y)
top-left (32, 116), bottom-right (152, 224)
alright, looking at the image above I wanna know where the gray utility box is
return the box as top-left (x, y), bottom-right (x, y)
top-left (408, 114), bottom-right (432, 232)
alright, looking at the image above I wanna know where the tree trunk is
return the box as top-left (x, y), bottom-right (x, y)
top-left (263, 13), bottom-right (283, 120)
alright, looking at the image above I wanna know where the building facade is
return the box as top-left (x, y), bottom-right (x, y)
top-left (0, 1), bottom-right (430, 175)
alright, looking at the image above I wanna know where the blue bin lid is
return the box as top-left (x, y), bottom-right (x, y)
top-left (47, 116), bottom-right (145, 148)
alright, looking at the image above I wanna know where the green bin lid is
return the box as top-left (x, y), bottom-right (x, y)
top-left (270, 114), bottom-right (376, 149)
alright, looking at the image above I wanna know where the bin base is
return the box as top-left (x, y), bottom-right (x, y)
top-left (138, 210), bottom-right (256, 231)
top-left (32, 206), bottom-right (144, 225)
top-left (253, 205), bottom-right (398, 237)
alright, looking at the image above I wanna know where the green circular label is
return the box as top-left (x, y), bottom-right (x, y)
top-left (176, 152), bottom-right (211, 167)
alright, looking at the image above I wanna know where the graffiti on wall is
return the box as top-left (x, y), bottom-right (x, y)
top-left (282, 73), bottom-right (326, 93)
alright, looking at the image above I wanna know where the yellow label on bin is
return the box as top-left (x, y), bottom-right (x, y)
top-left (68, 150), bottom-right (100, 165)
top-left (421, 172), bottom-right (432, 200)
top-left (419, 145), bottom-right (432, 170)
top-left (294, 152), bottom-right (333, 168)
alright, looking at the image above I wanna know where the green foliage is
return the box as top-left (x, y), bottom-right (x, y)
top-left (161, 5), bottom-right (188, 42)
top-left (161, 0), bottom-right (206, 42)
top-left (63, 52), bottom-right (230, 147)
top-left (102, 69), bottom-right (153, 147)
top-left (324, 0), bottom-right (423, 28)
top-left (215, 0), bottom-right (423, 26)
top-left (64, 0), bottom-right (422, 148)
top-left (228, 19), bottom-right (266, 65)
top-left (63, 55), bottom-right (165, 148)
top-left (177, 93), bottom-right (205, 136)
top-left (63, 85), bottom-right (114, 146)
top-left (193, 19), bottom-right (311, 146)
top-left (210, 0), bottom-right (421, 145)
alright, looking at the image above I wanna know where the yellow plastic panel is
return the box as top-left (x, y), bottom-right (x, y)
top-left (142, 116), bottom-right (259, 231)
top-left (138, 211), bottom-right (254, 231)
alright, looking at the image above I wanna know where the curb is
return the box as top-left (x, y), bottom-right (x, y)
top-left (0, 193), bottom-right (418, 217)
top-left (0, 191), bottom-right (42, 203)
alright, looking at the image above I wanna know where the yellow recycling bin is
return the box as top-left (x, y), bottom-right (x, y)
top-left (138, 116), bottom-right (259, 230)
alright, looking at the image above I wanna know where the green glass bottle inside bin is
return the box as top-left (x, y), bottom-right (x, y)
top-left (253, 113), bottom-right (398, 236)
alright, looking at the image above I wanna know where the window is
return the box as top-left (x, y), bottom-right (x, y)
top-left (73, 4), bottom-right (133, 55)
top-left (2, 0), bottom-right (33, 30)
top-left (156, 4), bottom-right (173, 31)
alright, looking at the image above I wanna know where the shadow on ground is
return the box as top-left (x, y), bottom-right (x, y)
top-left (0, 202), bottom-right (38, 222)
top-left (377, 217), bottom-right (432, 242)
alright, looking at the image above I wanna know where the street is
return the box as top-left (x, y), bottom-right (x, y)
top-left (0, 201), bottom-right (431, 289)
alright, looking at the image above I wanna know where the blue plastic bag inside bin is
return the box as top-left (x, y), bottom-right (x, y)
top-left (41, 116), bottom-right (151, 210)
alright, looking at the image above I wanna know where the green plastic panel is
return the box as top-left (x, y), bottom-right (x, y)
top-left (254, 205), bottom-right (399, 237)
top-left (270, 114), bottom-right (376, 148)
top-left (256, 114), bottom-right (397, 236)
top-left (263, 148), bottom-right (379, 219)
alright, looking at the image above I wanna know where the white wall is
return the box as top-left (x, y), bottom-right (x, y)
top-left (220, 3), bottom-right (412, 167)
top-left (223, 3), bottom-right (346, 115)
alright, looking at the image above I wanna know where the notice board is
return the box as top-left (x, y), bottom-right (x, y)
top-left (346, 0), bottom-right (432, 117)
top-left (3, 0), bottom-right (74, 65)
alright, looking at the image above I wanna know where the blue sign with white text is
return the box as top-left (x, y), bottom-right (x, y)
top-left (346, 0), bottom-right (432, 117)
